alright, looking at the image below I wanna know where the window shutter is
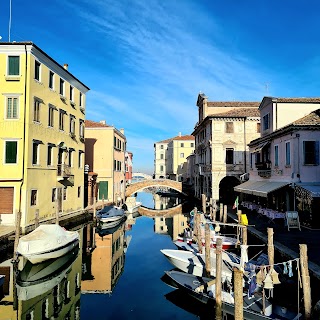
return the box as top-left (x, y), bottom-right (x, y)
top-left (303, 141), bottom-right (306, 164)
top-left (315, 141), bottom-right (319, 165)
top-left (9, 56), bottom-right (19, 75)
top-left (5, 141), bottom-right (17, 163)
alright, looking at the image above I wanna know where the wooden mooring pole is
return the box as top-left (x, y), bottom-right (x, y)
top-left (242, 226), bottom-right (247, 246)
top-left (93, 197), bottom-right (97, 221)
top-left (215, 238), bottom-right (222, 320)
top-left (211, 199), bottom-right (216, 222)
top-left (197, 212), bottom-right (203, 254)
top-left (205, 223), bottom-right (211, 277)
top-left (234, 267), bottom-right (244, 320)
top-left (300, 244), bottom-right (311, 319)
top-left (55, 199), bottom-right (60, 225)
top-left (201, 194), bottom-right (206, 214)
top-left (219, 203), bottom-right (223, 221)
top-left (13, 210), bottom-right (22, 259)
top-left (223, 205), bottom-right (227, 224)
top-left (35, 209), bottom-right (39, 229)
top-left (267, 228), bottom-right (274, 270)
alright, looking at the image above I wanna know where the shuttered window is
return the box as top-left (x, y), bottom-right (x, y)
top-left (303, 141), bottom-right (319, 165)
top-left (6, 97), bottom-right (18, 119)
top-left (0, 187), bottom-right (14, 214)
top-left (8, 56), bottom-right (19, 75)
top-left (5, 141), bottom-right (17, 164)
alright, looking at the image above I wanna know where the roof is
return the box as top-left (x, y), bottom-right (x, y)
top-left (292, 109), bottom-right (320, 126)
top-left (85, 120), bottom-right (111, 128)
top-left (156, 134), bottom-right (194, 144)
top-left (275, 97), bottom-right (320, 103)
top-left (0, 42), bottom-right (90, 90)
top-left (157, 138), bottom-right (173, 144)
top-left (207, 101), bottom-right (260, 108)
top-left (211, 108), bottom-right (260, 118)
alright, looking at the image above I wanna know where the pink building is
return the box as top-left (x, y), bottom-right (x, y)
top-left (125, 152), bottom-right (133, 184)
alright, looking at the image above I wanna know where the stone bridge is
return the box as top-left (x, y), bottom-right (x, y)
top-left (125, 179), bottom-right (182, 197)
top-left (138, 204), bottom-right (183, 217)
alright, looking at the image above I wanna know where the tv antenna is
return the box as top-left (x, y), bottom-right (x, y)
top-left (265, 83), bottom-right (269, 95)
top-left (8, 0), bottom-right (12, 42)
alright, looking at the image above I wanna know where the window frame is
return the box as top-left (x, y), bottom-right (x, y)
top-left (4, 140), bottom-right (18, 164)
top-left (6, 96), bottom-right (19, 119)
top-left (8, 56), bottom-right (20, 76)
top-left (303, 140), bottom-right (319, 165)
top-left (34, 60), bottom-right (41, 81)
top-left (59, 78), bottom-right (65, 96)
top-left (47, 145), bottom-right (53, 166)
top-left (49, 71), bottom-right (54, 89)
top-left (31, 189), bottom-right (37, 206)
top-left (263, 114), bottom-right (270, 131)
top-left (285, 141), bottom-right (291, 166)
top-left (52, 188), bottom-right (56, 202)
top-left (274, 145), bottom-right (279, 167)
top-left (225, 122), bottom-right (234, 133)
top-left (59, 109), bottom-right (66, 131)
top-left (48, 105), bottom-right (55, 127)
top-left (32, 142), bottom-right (40, 165)
top-left (226, 148), bottom-right (234, 165)
top-left (33, 99), bottom-right (41, 122)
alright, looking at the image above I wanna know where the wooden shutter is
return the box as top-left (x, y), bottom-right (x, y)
top-left (99, 181), bottom-right (108, 200)
top-left (0, 187), bottom-right (14, 214)
top-left (5, 141), bottom-right (17, 163)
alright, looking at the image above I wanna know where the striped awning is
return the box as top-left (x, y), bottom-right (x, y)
top-left (295, 184), bottom-right (320, 204)
top-left (234, 180), bottom-right (289, 197)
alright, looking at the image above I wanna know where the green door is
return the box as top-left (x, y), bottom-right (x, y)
top-left (99, 181), bottom-right (108, 200)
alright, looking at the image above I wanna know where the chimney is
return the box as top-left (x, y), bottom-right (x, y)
top-left (120, 128), bottom-right (125, 134)
top-left (100, 120), bottom-right (106, 125)
top-left (63, 64), bottom-right (68, 70)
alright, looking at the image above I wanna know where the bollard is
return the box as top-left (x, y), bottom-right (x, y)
top-left (219, 203), bottom-right (223, 221)
top-left (234, 268), bottom-right (244, 320)
top-left (205, 223), bottom-right (211, 277)
top-left (215, 238), bottom-right (222, 320)
top-left (267, 228), bottom-right (274, 270)
top-left (300, 244), bottom-right (311, 319)
top-left (202, 194), bottom-right (206, 214)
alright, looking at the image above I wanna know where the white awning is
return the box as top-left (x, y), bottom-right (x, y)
top-left (234, 180), bottom-right (289, 197)
top-left (252, 141), bottom-right (270, 153)
top-left (295, 184), bottom-right (320, 200)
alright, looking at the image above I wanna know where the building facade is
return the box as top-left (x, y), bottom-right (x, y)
top-left (125, 151), bottom-right (133, 184)
top-left (193, 93), bottom-right (260, 204)
top-left (0, 42), bottom-right (89, 230)
top-left (235, 98), bottom-right (320, 227)
top-left (165, 134), bottom-right (195, 181)
top-left (84, 120), bottom-right (126, 204)
top-left (154, 138), bottom-right (173, 179)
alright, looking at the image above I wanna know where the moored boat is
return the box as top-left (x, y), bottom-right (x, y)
top-left (96, 205), bottom-right (126, 225)
top-left (16, 224), bottom-right (79, 264)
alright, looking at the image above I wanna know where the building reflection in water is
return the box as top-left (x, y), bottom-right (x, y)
top-left (81, 218), bottom-right (129, 295)
top-left (0, 227), bottom-right (83, 320)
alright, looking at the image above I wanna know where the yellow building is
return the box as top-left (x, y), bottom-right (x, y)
top-left (0, 42), bottom-right (89, 230)
top-left (166, 134), bottom-right (195, 181)
top-left (84, 120), bottom-right (126, 204)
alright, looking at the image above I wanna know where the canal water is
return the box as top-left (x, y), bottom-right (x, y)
top-left (0, 191), bottom-right (218, 320)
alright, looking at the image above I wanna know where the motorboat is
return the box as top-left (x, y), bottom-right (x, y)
top-left (16, 224), bottom-right (79, 264)
top-left (96, 205), bottom-right (126, 228)
top-left (164, 270), bottom-right (302, 320)
top-left (17, 246), bottom-right (79, 300)
top-left (124, 197), bottom-right (142, 214)
top-left (160, 248), bottom-right (240, 282)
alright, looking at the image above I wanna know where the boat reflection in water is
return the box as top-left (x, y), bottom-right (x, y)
top-left (81, 218), bottom-right (129, 295)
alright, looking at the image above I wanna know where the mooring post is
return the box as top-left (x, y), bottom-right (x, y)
top-left (197, 212), bottom-right (203, 253)
top-left (205, 223), bottom-right (211, 277)
top-left (55, 199), bottom-right (60, 225)
top-left (267, 228), bottom-right (274, 270)
top-left (93, 197), bottom-right (97, 221)
top-left (219, 203), bottom-right (223, 221)
top-left (201, 194), bottom-right (206, 214)
top-left (237, 209), bottom-right (242, 224)
top-left (300, 244), bottom-right (311, 319)
top-left (13, 210), bottom-right (22, 260)
top-left (223, 205), bottom-right (227, 224)
top-left (35, 209), bottom-right (39, 229)
top-left (234, 267), bottom-right (244, 320)
top-left (215, 237), bottom-right (222, 320)
top-left (242, 226), bottom-right (247, 246)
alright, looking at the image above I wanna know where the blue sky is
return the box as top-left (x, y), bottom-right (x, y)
top-left (1, 0), bottom-right (320, 174)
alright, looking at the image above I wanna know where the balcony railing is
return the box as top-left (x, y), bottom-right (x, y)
top-left (255, 161), bottom-right (271, 170)
top-left (257, 169), bottom-right (283, 178)
top-left (57, 164), bottom-right (72, 178)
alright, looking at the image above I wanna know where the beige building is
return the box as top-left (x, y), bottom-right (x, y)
top-left (193, 93), bottom-right (260, 204)
top-left (154, 138), bottom-right (173, 179)
top-left (166, 134), bottom-right (195, 181)
top-left (0, 42), bottom-right (89, 230)
top-left (85, 120), bottom-right (126, 204)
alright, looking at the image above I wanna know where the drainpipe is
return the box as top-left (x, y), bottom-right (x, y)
top-left (275, 100), bottom-right (278, 130)
top-left (243, 117), bottom-right (247, 174)
top-left (19, 44), bottom-right (28, 231)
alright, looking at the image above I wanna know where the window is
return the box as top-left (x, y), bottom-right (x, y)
top-left (59, 110), bottom-right (65, 131)
top-left (6, 97), bottom-right (18, 119)
top-left (8, 56), bottom-right (20, 76)
top-left (191, 143), bottom-right (194, 147)
top-left (78, 151), bottom-right (83, 168)
top-left (160, 154), bottom-right (164, 159)
top-left (274, 145), bottom-right (279, 167)
top-left (52, 188), bottom-right (56, 202)
top-left (263, 114), bottom-right (270, 131)
top-left (303, 141), bottom-right (319, 165)
top-left (31, 190), bottom-right (37, 206)
top-left (79, 92), bottom-right (83, 107)
top-left (285, 142), bottom-right (291, 166)
top-left (79, 120), bottom-right (84, 138)
top-left (226, 148), bottom-right (234, 164)
top-left (69, 115), bottom-right (75, 134)
top-left (250, 153), bottom-right (253, 169)
top-left (114, 160), bottom-right (117, 170)
top-left (5, 141), bottom-right (17, 164)
top-left (48, 105), bottom-right (55, 127)
top-left (160, 165), bottom-right (164, 172)
top-left (59, 78), bottom-right (65, 96)
top-left (78, 186), bottom-right (81, 198)
top-left (63, 188), bottom-right (67, 201)
top-left (47, 145), bottom-right (53, 166)
top-left (34, 61), bottom-right (41, 81)
top-left (180, 153), bottom-right (184, 158)
top-left (70, 86), bottom-right (74, 102)
top-left (68, 150), bottom-right (73, 167)
top-left (33, 99), bottom-right (40, 122)
top-left (160, 145), bottom-right (163, 149)
top-left (180, 143), bottom-right (184, 147)
top-left (32, 143), bottom-right (39, 165)
top-left (49, 71), bottom-right (54, 89)
top-left (257, 123), bottom-right (261, 133)
top-left (225, 122), bottom-right (234, 133)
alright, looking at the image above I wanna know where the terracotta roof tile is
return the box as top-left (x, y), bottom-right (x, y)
top-left (292, 109), bottom-right (320, 126)
top-left (276, 97), bottom-right (320, 103)
top-left (207, 101), bottom-right (260, 108)
top-left (173, 135), bottom-right (195, 141)
top-left (85, 120), bottom-right (110, 128)
top-left (211, 108), bottom-right (260, 118)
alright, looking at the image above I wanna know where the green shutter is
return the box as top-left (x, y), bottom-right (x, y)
top-left (5, 141), bottom-right (17, 163)
top-left (99, 181), bottom-right (108, 200)
top-left (8, 56), bottom-right (19, 76)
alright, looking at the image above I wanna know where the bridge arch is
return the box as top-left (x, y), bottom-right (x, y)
top-left (125, 179), bottom-right (182, 197)
top-left (138, 204), bottom-right (182, 217)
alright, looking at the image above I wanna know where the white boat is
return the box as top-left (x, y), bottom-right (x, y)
top-left (165, 270), bottom-right (302, 320)
top-left (16, 224), bottom-right (79, 264)
top-left (160, 249), bottom-right (240, 282)
top-left (126, 201), bottom-right (142, 214)
top-left (96, 205), bottom-right (126, 226)
top-left (17, 246), bottom-right (79, 300)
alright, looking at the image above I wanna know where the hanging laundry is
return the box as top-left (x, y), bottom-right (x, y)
top-left (256, 267), bottom-right (266, 285)
top-left (288, 260), bottom-right (293, 277)
top-left (240, 245), bottom-right (249, 271)
top-left (263, 273), bottom-right (274, 289)
top-left (248, 276), bottom-right (257, 299)
top-left (283, 262), bottom-right (288, 274)
top-left (270, 269), bottom-right (281, 285)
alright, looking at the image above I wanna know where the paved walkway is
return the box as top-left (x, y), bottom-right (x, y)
top-left (228, 206), bottom-right (320, 280)
top-left (0, 225), bottom-right (15, 240)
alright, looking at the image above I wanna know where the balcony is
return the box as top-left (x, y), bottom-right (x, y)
top-left (57, 164), bottom-right (72, 181)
